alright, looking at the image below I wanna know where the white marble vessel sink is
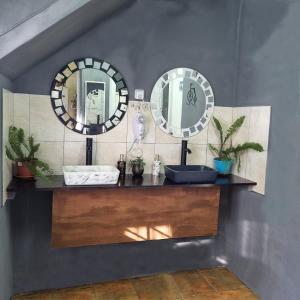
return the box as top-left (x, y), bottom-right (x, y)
top-left (63, 165), bottom-right (120, 186)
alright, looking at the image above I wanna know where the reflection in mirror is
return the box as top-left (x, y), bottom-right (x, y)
top-left (162, 78), bottom-right (206, 129)
top-left (62, 69), bottom-right (119, 126)
top-left (50, 58), bottom-right (128, 135)
top-left (151, 68), bottom-right (214, 139)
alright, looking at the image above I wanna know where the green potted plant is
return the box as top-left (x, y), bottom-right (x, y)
top-left (208, 116), bottom-right (264, 175)
top-left (129, 156), bottom-right (146, 177)
top-left (5, 126), bottom-right (52, 180)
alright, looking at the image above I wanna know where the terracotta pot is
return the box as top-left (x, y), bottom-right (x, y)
top-left (16, 161), bottom-right (34, 179)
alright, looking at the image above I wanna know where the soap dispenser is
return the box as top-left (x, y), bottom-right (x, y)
top-left (152, 154), bottom-right (161, 176)
top-left (117, 154), bottom-right (126, 177)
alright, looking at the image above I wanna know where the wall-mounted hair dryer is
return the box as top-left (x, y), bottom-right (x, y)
top-left (133, 112), bottom-right (145, 142)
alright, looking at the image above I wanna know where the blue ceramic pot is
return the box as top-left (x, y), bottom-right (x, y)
top-left (214, 158), bottom-right (233, 175)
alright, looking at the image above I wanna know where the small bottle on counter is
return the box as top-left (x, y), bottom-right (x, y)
top-left (152, 154), bottom-right (161, 176)
top-left (117, 154), bottom-right (126, 177)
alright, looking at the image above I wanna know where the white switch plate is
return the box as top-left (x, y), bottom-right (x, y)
top-left (134, 89), bottom-right (144, 100)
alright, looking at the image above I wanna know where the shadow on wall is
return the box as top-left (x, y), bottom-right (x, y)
top-left (235, 0), bottom-right (290, 104)
top-left (223, 187), bottom-right (277, 291)
top-left (239, 0), bottom-right (289, 51)
top-left (130, 0), bottom-right (238, 93)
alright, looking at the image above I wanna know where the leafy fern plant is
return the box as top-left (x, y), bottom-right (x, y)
top-left (5, 126), bottom-right (52, 179)
top-left (208, 116), bottom-right (264, 171)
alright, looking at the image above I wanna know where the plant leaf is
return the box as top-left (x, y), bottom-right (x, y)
top-left (6, 126), bottom-right (52, 181)
top-left (224, 142), bottom-right (264, 156)
top-left (213, 117), bottom-right (223, 145)
top-left (5, 146), bottom-right (16, 161)
top-left (26, 162), bottom-right (50, 181)
top-left (208, 144), bottom-right (219, 157)
top-left (27, 135), bottom-right (40, 159)
top-left (17, 127), bottom-right (25, 143)
top-left (237, 155), bottom-right (241, 172)
top-left (35, 160), bottom-right (52, 173)
top-left (28, 136), bottom-right (34, 148)
top-left (224, 116), bottom-right (245, 144)
top-left (8, 126), bottom-right (25, 159)
top-left (27, 136), bottom-right (34, 157)
top-left (235, 142), bottom-right (264, 153)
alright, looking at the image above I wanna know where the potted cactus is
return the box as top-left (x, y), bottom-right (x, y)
top-left (209, 116), bottom-right (264, 175)
top-left (5, 126), bottom-right (52, 180)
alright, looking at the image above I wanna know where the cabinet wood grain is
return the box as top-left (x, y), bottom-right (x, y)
top-left (52, 186), bottom-right (220, 248)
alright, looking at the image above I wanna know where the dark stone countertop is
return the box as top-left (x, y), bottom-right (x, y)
top-left (7, 174), bottom-right (256, 193)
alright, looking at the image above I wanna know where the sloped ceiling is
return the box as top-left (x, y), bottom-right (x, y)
top-left (0, 0), bottom-right (58, 36)
top-left (0, 0), bottom-right (135, 79)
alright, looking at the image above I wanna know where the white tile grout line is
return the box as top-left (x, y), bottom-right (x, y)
top-left (244, 108), bottom-right (251, 183)
top-left (11, 93), bottom-right (15, 126)
top-left (205, 118), bottom-right (210, 166)
top-left (62, 126), bottom-right (65, 167)
top-left (29, 94), bottom-right (31, 137)
top-left (93, 138), bottom-right (96, 165)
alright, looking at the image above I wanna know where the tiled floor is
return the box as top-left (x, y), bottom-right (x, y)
top-left (13, 267), bottom-right (259, 300)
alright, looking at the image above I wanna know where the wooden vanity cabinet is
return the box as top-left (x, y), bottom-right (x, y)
top-left (52, 186), bottom-right (220, 248)
top-left (7, 174), bottom-right (256, 248)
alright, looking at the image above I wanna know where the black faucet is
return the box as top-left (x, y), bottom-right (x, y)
top-left (86, 138), bottom-right (93, 165)
top-left (181, 140), bottom-right (192, 165)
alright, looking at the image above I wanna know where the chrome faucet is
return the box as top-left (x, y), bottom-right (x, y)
top-left (181, 140), bottom-right (192, 165)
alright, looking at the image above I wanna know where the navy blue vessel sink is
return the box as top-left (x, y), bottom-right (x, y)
top-left (164, 165), bottom-right (218, 183)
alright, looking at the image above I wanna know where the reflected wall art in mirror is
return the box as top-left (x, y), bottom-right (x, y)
top-left (150, 67), bottom-right (214, 139)
top-left (50, 58), bottom-right (129, 135)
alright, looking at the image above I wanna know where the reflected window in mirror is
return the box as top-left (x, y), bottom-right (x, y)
top-left (50, 58), bottom-right (128, 135)
top-left (150, 68), bottom-right (214, 139)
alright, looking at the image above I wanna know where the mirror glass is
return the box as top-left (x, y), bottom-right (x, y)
top-left (150, 68), bottom-right (214, 139)
top-left (50, 58), bottom-right (128, 135)
top-left (62, 69), bottom-right (119, 126)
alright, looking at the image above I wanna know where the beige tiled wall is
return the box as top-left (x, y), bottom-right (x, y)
top-left (2, 89), bottom-right (14, 205)
top-left (232, 106), bottom-right (271, 194)
top-left (9, 95), bottom-right (271, 195)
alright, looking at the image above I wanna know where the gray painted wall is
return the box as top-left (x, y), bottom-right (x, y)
top-left (0, 204), bottom-right (12, 300)
top-left (14, 0), bottom-right (238, 106)
top-left (8, 0), bottom-right (241, 295)
top-left (11, 189), bottom-right (234, 293)
top-left (225, 1), bottom-right (300, 299)
top-left (0, 0), bottom-right (57, 35)
top-left (0, 73), bottom-right (13, 300)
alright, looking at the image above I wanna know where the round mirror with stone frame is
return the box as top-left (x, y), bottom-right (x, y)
top-left (50, 58), bottom-right (129, 135)
top-left (150, 67), bottom-right (214, 139)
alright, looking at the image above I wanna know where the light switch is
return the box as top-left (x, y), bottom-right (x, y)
top-left (134, 89), bottom-right (144, 100)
